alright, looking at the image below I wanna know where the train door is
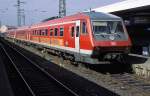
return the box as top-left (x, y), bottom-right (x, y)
top-left (75, 20), bottom-right (80, 52)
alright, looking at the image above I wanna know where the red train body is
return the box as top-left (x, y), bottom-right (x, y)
top-left (6, 12), bottom-right (131, 64)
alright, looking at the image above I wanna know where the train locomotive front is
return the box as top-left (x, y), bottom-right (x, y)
top-left (79, 12), bottom-right (132, 64)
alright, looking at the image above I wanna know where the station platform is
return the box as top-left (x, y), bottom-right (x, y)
top-left (0, 56), bottom-right (14, 96)
top-left (128, 54), bottom-right (150, 78)
top-left (129, 54), bottom-right (150, 59)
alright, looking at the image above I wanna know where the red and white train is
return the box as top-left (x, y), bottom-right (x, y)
top-left (6, 11), bottom-right (132, 64)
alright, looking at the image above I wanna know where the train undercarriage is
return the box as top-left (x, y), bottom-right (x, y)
top-left (5, 37), bottom-right (129, 65)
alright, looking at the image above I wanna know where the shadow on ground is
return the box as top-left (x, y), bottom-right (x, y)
top-left (88, 54), bottom-right (148, 74)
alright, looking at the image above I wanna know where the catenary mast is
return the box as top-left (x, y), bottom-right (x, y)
top-left (59, 0), bottom-right (66, 18)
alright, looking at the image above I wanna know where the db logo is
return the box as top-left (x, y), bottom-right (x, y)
top-left (111, 42), bottom-right (116, 46)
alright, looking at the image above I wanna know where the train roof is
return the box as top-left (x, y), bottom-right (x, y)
top-left (83, 11), bottom-right (121, 21)
top-left (9, 12), bottom-right (122, 30)
top-left (30, 12), bottom-right (122, 29)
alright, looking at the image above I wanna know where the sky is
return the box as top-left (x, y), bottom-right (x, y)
top-left (0, 0), bottom-right (123, 26)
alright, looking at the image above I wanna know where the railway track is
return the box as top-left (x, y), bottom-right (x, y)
top-left (4, 38), bottom-right (150, 96)
top-left (0, 42), bottom-right (79, 96)
top-left (12, 42), bottom-right (150, 96)
top-left (0, 44), bottom-right (34, 96)
top-left (110, 73), bottom-right (150, 94)
top-left (1, 38), bottom-right (120, 96)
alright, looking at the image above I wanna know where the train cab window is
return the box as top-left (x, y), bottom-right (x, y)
top-left (76, 26), bottom-right (79, 37)
top-left (50, 29), bottom-right (53, 36)
top-left (82, 22), bottom-right (87, 35)
top-left (60, 27), bottom-right (64, 36)
top-left (54, 28), bottom-right (58, 36)
top-left (71, 26), bottom-right (74, 37)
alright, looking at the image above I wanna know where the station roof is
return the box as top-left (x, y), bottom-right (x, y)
top-left (93, 0), bottom-right (150, 13)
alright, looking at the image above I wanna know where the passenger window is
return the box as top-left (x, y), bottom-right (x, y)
top-left (54, 28), bottom-right (58, 36)
top-left (71, 26), bottom-right (74, 37)
top-left (76, 26), bottom-right (79, 37)
top-left (34, 30), bottom-right (35, 35)
top-left (82, 22), bottom-right (87, 34)
top-left (37, 30), bottom-right (39, 35)
top-left (32, 31), bottom-right (34, 35)
top-left (50, 29), bottom-right (53, 36)
top-left (34, 30), bottom-right (36, 35)
top-left (42, 30), bottom-right (45, 35)
top-left (60, 27), bottom-right (64, 36)
top-left (35, 30), bottom-right (37, 35)
top-left (39, 30), bottom-right (42, 35)
top-left (35, 30), bottom-right (36, 35)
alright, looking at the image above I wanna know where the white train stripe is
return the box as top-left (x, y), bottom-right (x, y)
top-left (14, 38), bottom-right (93, 55)
top-left (80, 49), bottom-right (93, 54)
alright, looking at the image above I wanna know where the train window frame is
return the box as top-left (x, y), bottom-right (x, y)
top-left (45, 29), bottom-right (48, 36)
top-left (70, 26), bottom-right (75, 38)
top-left (50, 29), bottom-right (53, 36)
top-left (81, 22), bottom-right (88, 35)
top-left (54, 28), bottom-right (58, 36)
top-left (36, 30), bottom-right (38, 35)
top-left (60, 27), bottom-right (64, 36)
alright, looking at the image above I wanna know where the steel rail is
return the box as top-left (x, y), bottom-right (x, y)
top-left (4, 42), bottom-right (79, 96)
top-left (0, 44), bottom-right (36, 96)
